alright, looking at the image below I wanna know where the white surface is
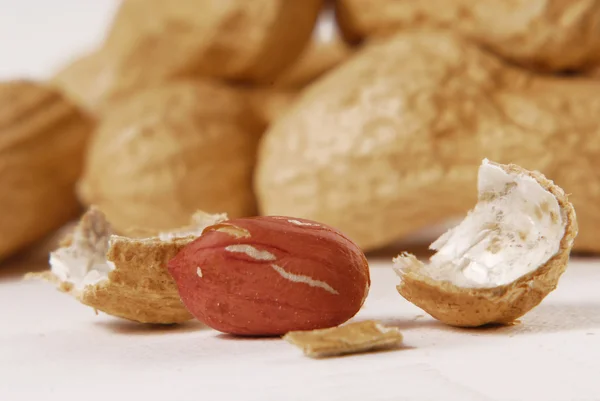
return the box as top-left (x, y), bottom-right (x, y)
top-left (1, 258), bottom-right (600, 401)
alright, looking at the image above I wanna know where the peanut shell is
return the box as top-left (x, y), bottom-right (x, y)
top-left (336, 0), bottom-right (600, 71)
top-left (50, 49), bottom-right (113, 116)
top-left (255, 31), bottom-right (600, 252)
top-left (78, 80), bottom-right (263, 234)
top-left (34, 207), bottom-right (227, 324)
top-left (283, 320), bottom-right (404, 358)
top-left (394, 162), bottom-right (577, 327)
top-left (95, 0), bottom-right (323, 103)
top-left (0, 80), bottom-right (93, 261)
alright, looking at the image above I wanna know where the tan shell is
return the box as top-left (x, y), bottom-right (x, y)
top-left (255, 31), bottom-right (600, 252)
top-left (78, 80), bottom-right (263, 234)
top-left (50, 49), bottom-right (110, 115)
top-left (94, 0), bottom-right (323, 103)
top-left (336, 0), bottom-right (600, 71)
top-left (283, 320), bottom-right (403, 358)
top-left (85, 237), bottom-right (195, 323)
top-left (395, 162), bottom-right (578, 327)
top-left (46, 237), bottom-right (195, 324)
top-left (0, 80), bottom-right (94, 261)
top-left (35, 207), bottom-right (227, 324)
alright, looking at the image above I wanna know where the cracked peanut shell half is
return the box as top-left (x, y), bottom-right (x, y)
top-left (37, 207), bottom-right (227, 324)
top-left (394, 160), bottom-right (577, 327)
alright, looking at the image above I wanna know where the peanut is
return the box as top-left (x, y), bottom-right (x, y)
top-left (255, 31), bottom-right (600, 252)
top-left (78, 80), bottom-right (263, 234)
top-left (336, 0), bottom-right (600, 71)
top-left (167, 216), bottom-right (371, 336)
top-left (0, 80), bottom-right (94, 260)
top-left (87, 0), bottom-right (323, 104)
top-left (50, 49), bottom-right (109, 115)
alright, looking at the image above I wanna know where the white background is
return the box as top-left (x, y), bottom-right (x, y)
top-left (0, 0), bottom-right (118, 80)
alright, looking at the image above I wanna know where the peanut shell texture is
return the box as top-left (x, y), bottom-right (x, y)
top-left (255, 31), bottom-right (600, 253)
top-left (50, 49), bottom-right (110, 115)
top-left (78, 80), bottom-right (263, 234)
top-left (336, 0), bottom-right (600, 72)
top-left (395, 160), bottom-right (577, 327)
top-left (0, 80), bottom-right (94, 261)
top-left (92, 0), bottom-right (324, 103)
top-left (34, 207), bottom-right (228, 324)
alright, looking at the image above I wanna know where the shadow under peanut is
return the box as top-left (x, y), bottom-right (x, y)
top-left (366, 242), bottom-right (434, 260)
top-left (216, 333), bottom-right (289, 342)
top-left (0, 221), bottom-right (75, 281)
top-left (94, 319), bottom-right (207, 336)
top-left (308, 344), bottom-right (416, 361)
top-left (0, 251), bottom-right (50, 282)
top-left (375, 302), bottom-right (600, 337)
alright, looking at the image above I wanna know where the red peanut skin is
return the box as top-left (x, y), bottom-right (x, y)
top-left (167, 216), bottom-right (370, 336)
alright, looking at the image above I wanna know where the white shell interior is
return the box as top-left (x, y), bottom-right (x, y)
top-left (49, 209), bottom-right (115, 291)
top-left (395, 159), bottom-right (566, 288)
top-left (49, 209), bottom-right (228, 291)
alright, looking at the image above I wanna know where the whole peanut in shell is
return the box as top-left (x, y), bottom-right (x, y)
top-left (78, 80), bottom-right (263, 234)
top-left (255, 31), bottom-right (600, 253)
top-left (50, 49), bottom-right (110, 115)
top-left (336, 0), bottom-right (600, 72)
top-left (93, 0), bottom-right (323, 103)
top-left (0, 81), bottom-right (93, 260)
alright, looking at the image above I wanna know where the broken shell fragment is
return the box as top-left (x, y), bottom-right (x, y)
top-left (37, 207), bottom-right (227, 324)
top-left (394, 159), bottom-right (577, 327)
top-left (283, 320), bottom-right (404, 358)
